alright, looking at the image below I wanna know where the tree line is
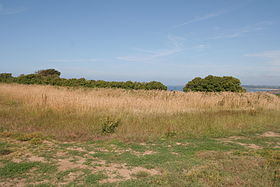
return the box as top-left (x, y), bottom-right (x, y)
top-left (0, 69), bottom-right (245, 92)
top-left (0, 69), bottom-right (167, 90)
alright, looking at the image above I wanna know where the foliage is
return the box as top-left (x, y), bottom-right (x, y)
top-left (35, 69), bottom-right (61, 77)
top-left (0, 69), bottom-right (167, 90)
top-left (183, 75), bottom-right (246, 92)
top-left (101, 118), bottom-right (120, 134)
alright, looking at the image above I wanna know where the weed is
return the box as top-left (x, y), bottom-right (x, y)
top-left (101, 118), bottom-right (120, 134)
top-left (30, 138), bottom-right (43, 145)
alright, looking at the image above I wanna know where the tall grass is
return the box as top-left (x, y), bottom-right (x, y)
top-left (0, 83), bottom-right (279, 141)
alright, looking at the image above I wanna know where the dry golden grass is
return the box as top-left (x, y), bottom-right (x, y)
top-left (0, 83), bottom-right (279, 114)
top-left (0, 83), bottom-right (279, 141)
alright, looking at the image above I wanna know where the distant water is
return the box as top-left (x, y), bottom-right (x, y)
top-left (167, 85), bottom-right (184, 91)
top-left (167, 85), bottom-right (280, 93)
top-left (243, 86), bottom-right (280, 93)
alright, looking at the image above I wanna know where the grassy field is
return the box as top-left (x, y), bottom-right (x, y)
top-left (0, 83), bottom-right (279, 186)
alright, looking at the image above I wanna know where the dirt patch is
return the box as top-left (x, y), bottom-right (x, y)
top-left (28, 155), bottom-right (46, 162)
top-left (131, 150), bottom-right (157, 156)
top-left (56, 151), bottom-right (68, 157)
top-left (218, 136), bottom-right (244, 143)
top-left (98, 163), bottom-right (160, 183)
top-left (11, 158), bottom-right (22, 163)
top-left (0, 178), bottom-right (26, 187)
top-left (175, 142), bottom-right (189, 146)
top-left (42, 140), bottom-right (55, 146)
top-left (110, 148), bottom-right (157, 156)
top-left (57, 158), bottom-right (87, 171)
top-left (236, 142), bottom-right (262, 149)
top-left (261, 131), bottom-right (280, 138)
top-left (95, 147), bottom-right (110, 152)
top-left (59, 171), bottom-right (84, 185)
top-left (56, 156), bottom-right (161, 183)
top-left (217, 136), bottom-right (262, 149)
top-left (66, 147), bottom-right (87, 152)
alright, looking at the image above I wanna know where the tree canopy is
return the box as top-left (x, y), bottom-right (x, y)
top-left (0, 69), bottom-right (167, 91)
top-left (183, 75), bottom-right (245, 92)
top-left (35, 69), bottom-right (61, 77)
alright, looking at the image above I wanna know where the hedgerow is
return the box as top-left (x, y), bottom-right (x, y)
top-left (0, 69), bottom-right (167, 90)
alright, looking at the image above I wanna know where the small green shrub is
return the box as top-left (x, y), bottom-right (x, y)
top-left (30, 137), bottom-right (43, 145)
top-left (101, 118), bottom-right (120, 134)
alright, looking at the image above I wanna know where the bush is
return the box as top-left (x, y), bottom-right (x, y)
top-left (101, 118), bottom-right (120, 134)
top-left (183, 75), bottom-right (245, 92)
top-left (35, 69), bottom-right (61, 77)
top-left (0, 69), bottom-right (168, 91)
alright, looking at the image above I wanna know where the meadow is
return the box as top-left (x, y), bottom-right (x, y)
top-left (0, 83), bottom-right (279, 186)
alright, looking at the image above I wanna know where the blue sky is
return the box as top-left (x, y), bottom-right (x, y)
top-left (0, 0), bottom-right (280, 85)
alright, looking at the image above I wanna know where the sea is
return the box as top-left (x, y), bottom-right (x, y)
top-left (167, 85), bottom-right (280, 93)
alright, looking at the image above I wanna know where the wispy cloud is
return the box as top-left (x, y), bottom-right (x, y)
top-left (116, 35), bottom-right (185, 62)
top-left (48, 59), bottom-right (102, 63)
top-left (209, 21), bottom-right (272, 40)
top-left (245, 50), bottom-right (280, 67)
top-left (245, 50), bottom-right (280, 59)
top-left (0, 4), bottom-right (27, 15)
top-left (173, 11), bottom-right (226, 28)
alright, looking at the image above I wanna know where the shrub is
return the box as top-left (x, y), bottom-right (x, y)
top-left (0, 70), bottom-right (168, 91)
top-left (101, 118), bottom-right (120, 134)
top-left (35, 69), bottom-right (61, 77)
top-left (183, 75), bottom-right (246, 92)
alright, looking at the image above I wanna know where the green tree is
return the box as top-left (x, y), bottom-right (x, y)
top-left (183, 75), bottom-right (245, 92)
top-left (35, 69), bottom-right (61, 77)
top-left (0, 73), bottom-right (12, 79)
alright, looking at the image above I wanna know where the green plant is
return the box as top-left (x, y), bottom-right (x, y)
top-left (30, 137), bottom-right (43, 145)
top-left (101, 118), bottom-right (120, 134)
top-left (0, 70), bottom-right (167, 90)
top-left (35, 69), bottom-right (61, 77)
top-left (183, 75), bottom-right (245, 92)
